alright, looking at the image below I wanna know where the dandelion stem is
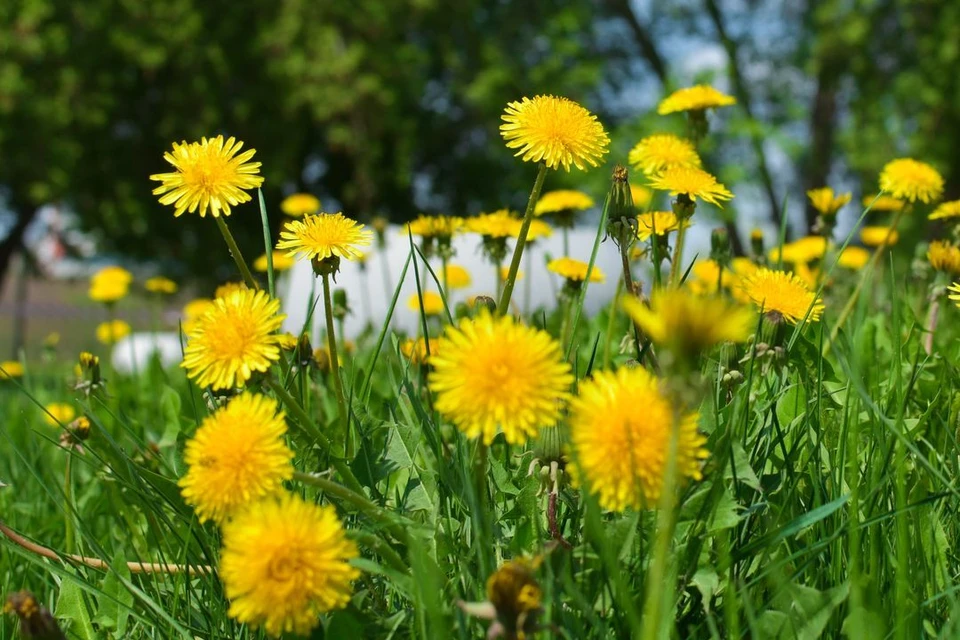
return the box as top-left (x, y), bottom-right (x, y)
top-left (498, 162), bottom-right (548, 315)
top-left (322, 273), bottom-right (349, 440)
top-left (669, 222), bottom-right (689, 288)
top-left (827, 206), bottom-right (906, 349)
top-left (265, 378), bottom-right (365, 495)
top-left (215, 216), bottom-right (258, 289)
top-left (63, 455), bottom-right (74, 553)
top-left (293, 472), bottom-right (412, 548)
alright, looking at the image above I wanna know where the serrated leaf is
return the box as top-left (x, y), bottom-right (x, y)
top-left (93, 551), bottom-right (133, 635)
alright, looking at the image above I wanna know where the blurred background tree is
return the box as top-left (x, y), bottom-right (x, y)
top-left (1, 0), bottom-right (958, 298)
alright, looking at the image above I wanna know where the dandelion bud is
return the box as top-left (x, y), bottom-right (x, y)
top-left (297, 333), bottom-right (314, 368)
top-left (606, 165), bottom-right (637, 251)
top-left (710, 227), bottom-right (732, 267)
top-left (3, 591), bottom-right (66, 640)
top-left (371, 216), bottom-right (389, 246)
top-left (333, 289), bottom-right (350, 321)
top-left (472, 296), bottom-right (497, 315)
top-left (311, 255), bottom-right (341, 278)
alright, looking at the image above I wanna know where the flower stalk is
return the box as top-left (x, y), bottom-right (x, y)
top-left (498, 163), bottom-right (548, 315)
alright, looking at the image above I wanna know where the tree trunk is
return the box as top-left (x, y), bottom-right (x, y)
top-left (803, 65), bottom-right (840, 231)
top-left (0, 201), bottom-right (37, 304)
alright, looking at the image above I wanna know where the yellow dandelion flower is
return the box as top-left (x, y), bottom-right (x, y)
top-left (740, 268), bottom-right (824, 324)
top-left (948, 282), bottom-right (960, 306)
top-left (214, 282), bottom-right (248, 300)
top-left (429, 312), bottom-right (573, 444)
top-left (860, 225), bottom-right (899, 247)
top-left (657, 84), bottom-right (736, 115)
top-left (276, 213), bottom-right (372, 262)
top-left (443, 265), bottom-right (472, 289)
top-left (628, 134), bottom-right (702, 177)
top-left (275, 333), bottom-right (298, 351)
top-left (791, 262), bottom-right (820, 288)
top-left (499, 265), bottom-right (523, 281)
top-left (807, 187), bottom-right (851, 216)
top-left (648, 167), bottom-right (734, 207)
top-left (181, 289), bottom-right (285, 390)
top-left (730, 257), bottom-right (759, 278)
top-left (407, 291), bottom-right (445, 316)
top-left (929, 200), bottom-right (960, 221)
top-left (630, 184), bottom-right (654, 210)
top-left (534, 190), bottom-right (594, 216)
top-left (863, 194), bottom-right (904, 212)
top-left (467, 210), bottom-right (521, 238)
top-left (400, 337), bottom-right (440, 364)
top-left (526, 219), bottom-right (554, 241)
top-left (927, 240), bottom-right (960, 274)
top-left (486, 559), bottom-right (542, 636)
top-left (636, 211), bottom-right (688, 241)
top-left (879, 158), bottom-right (944, 204)
top-left (404, 214), bottom-right (464, 239)
top-left (96, 319), bottom-right (131, 345)
top-left (280, 193), bottom-right (321, 218)
top-left (253, 251), bottom-right (295, 273)
top-left (623, 290), bottom-right (753, 358)
top-left (145, 276), bottom-right (177, 295)
top-left (44, 403), bottom-right (76, 427)
top-left (179, 393), bottom-right (294, 524)
top-left (220, 494), bottom-right (359, 637)
top-left (150, 135), bottom-right (264, 218)
top-left (688, 260), bottom-right (733, 295)
top-left (768, 236), bottom-right (830, 264)
top-left (181, 298), bottom-right (214, 333)
top-left (89, 266), bottom-right (133, 303)
top-left (0, 361), bottom-right (24, 380)
top-left (500, 95), bottom-right (610, 172)
top-left (568, 367), bottom-right (707, 511)
top-left (547, 257), bottom-right (604, 283)
top-left (837, 246), bottom-right (870, 270)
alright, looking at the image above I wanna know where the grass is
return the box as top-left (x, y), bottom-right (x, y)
top-left (3, 184), bottom-right (960, 640)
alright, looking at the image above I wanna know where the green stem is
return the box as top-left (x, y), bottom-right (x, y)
top-left (322, 273), bottom-right (349, 438)
top-left (498, 163), bottom-right (548, 315)
top-left (669, 221), bottom-right (689, 287)
top-left (215, 216), bottom-right (258, 289)
top-left (294, 471), bottom-right (411, 547)
top-left (827, 206), bottom-right (907, 349)
top-left (257, 189), bottom-right (275, 299)
top-left (63, 454), bottom-right (74, 553)
top-left (845, 386), bottom-right (864, 639)
top-left (266, 378), bottom-right (364, 495)
top-left (601, 278), bottom-right (624, 369)
top-left (473, 442), bottom-right (492, 577)
top-left (641, 403), bottom-right (683, 640)
top-left (347, 530), bottom-right (410, 575)
top-left (563, 226), bottom-right (570, 257)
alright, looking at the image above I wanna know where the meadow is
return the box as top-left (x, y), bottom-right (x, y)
top-left (2, 87), bottom-right (960, 640)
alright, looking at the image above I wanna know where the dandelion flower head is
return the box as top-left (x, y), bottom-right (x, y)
top-left (568, 367), bottom-right (707, 511)
top-left (927, 240), bottom-right (960, 274)
top-left (276, 213), bottom-right (372, 262)
top-left (879, 158), bottom-right (944, 203)
top-left (657, 84), bottom-right (736, 115)
top-left (648, 167), bottom-right (734, 207)
top-left (0, 361), bottom-right (24, 380)
top-left (89, 266), bottom-right (133, 303)
top-left (254, 251), bottom-right (296, 273)
top-left (628, 134), bottom-right (701, 177)
top-left (96, 319), bottom-right (131, 345)
top-left (739, 267), bottom-right (824, 324)
top-left (150, 135), bottom-right (264, 218)
top-left (220, 493), bottom-right (359, 637)
top-left (636, 211), bottom-right (688, 241)
top-left (547, 257), bottom-right (604, 283)
top-left (443, 264), bottom-right (472, 290)
top-left (467, 210), bottom-right (521, 239)
top-left (428, 312), bottom-right (573, 444)
top-left (145, 276), bottom-right (177, 295)
top-left (807, 187), bottom-right (851, 216)
top-left (179, 393), bottom-right (294, 524)
top-left (534, 190), bottom-right (594, 216)
top-left (280, 193), bottom-right (321, 218)
top-left (929, 200), bottom-right (960, 221)
top-left (407, 291), bottom-right (446, 316)
top-left (500, 95), bottom-right (610, 171)
top-left (860, 226), bottom-right (899, 247)
top-left (181, 289), bottom-right (285, 390)
top-left (44, 403), bottom-right (76, 427)
top-left (837, 246), bottom-right (870, 270)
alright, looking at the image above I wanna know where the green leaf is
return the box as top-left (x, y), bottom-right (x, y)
top-left (155, 386), bottom-right (182, 448)
top-left (55, 576), bottom-right (96, 640)
top-left (93, 551), bottom-right (133, 636)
